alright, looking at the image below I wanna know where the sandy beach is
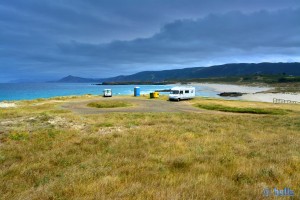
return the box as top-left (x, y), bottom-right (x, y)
top-left (189, 83), bottom-right (300, 103)
top-left (241, 93), bottom-right (300, 103)
top-left (189, 83), bottom-right (271, 93)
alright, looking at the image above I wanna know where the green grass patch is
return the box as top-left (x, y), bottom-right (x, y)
top-left (87, 100), bottom-right (132, 108)
top-left (95, 122), bottom-right (114, 127)
top-left (8, 132), bottom-right (29, 141)
top-left (194, 103), bottom-right (288, 115)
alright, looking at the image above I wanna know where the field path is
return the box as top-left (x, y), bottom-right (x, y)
top-left (61, 96), bottom-right (204, 114)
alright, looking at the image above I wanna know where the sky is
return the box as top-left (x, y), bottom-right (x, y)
top-left (0, 0), bottom-right (300, 82)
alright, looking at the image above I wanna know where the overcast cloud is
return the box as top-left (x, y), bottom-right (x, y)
top-left (0, 0), bottom-right (299, 82)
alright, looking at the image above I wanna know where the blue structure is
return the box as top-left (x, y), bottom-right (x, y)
top-left (134, 87), bottom-right (140, 97)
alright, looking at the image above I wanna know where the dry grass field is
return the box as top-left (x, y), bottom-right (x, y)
top-left (1, 95), bottom-right (300, 199)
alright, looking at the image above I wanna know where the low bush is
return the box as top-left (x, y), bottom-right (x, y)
top-left (195, 104), bottom-right (288, 115)
top-left (87, 100), bottom-right (132, 108)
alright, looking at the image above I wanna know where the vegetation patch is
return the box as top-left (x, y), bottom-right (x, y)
top-left (87, 100), bottom-right (132, 108)
top-left (95, 122), bottom-right (114, 127)
top-left (167, 157), bottom-right (191, 170)
top-left (194, 103), bottom-right (288, 114)
top-left (233, 172), bottom-right (253, 185)
top-left (1, 97), bottom-right (300, 199)
top-left (8, 132), bottom-right (29, 141)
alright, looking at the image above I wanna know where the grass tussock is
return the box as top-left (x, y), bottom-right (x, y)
top-left (195, 103), bottom-right (288, 115)
top-left (0, 96), bottom-right (300, 199)
top-left (87, 100), bottom-right (132, 108)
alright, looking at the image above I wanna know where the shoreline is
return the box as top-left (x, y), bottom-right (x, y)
top-left (1, 83), bottom-right (300, 104)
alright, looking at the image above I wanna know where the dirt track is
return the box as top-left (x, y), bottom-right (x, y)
top-left (61, 97), bottom-right (203, 114)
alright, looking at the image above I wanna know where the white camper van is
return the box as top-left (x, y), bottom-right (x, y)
top-left (103, 89), bottom-right (112, 97)
top-left (169, 86), bottom-right (195, 101)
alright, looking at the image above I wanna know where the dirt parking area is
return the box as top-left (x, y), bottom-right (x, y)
top-left (61, 96), bottom-right (203, 114)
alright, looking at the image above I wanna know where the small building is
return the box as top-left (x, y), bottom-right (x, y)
top-left (169, 86), bottom-right (195, 101)
top-left (103, 89), bottom-right (112, 97)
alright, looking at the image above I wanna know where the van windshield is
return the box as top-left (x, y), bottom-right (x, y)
top-left (170, 90), bottom-right (179, 94)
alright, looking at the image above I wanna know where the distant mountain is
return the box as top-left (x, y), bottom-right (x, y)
top-left (103, 67), bottom-right (206, 82)
top-left (56, 75), bottom-right (104, 83)
top-left (56, 62), bottom-right (300, 83)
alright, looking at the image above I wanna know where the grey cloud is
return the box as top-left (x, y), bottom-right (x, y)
top-left (0, 1), bottom-right (300, 82)
top-left (59, 9), bottom-right (300, 64)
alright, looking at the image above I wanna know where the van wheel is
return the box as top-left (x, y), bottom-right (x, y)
top-left (177, 98), bottom-right (180, 102)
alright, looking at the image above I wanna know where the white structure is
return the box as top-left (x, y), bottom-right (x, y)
top-left (103, 89), bottom-right (112, 97)
top-left (169, 86), bottom-right (195, 101)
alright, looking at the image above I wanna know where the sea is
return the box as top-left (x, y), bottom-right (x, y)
top-left (0, 83), bottom-right (222, 101)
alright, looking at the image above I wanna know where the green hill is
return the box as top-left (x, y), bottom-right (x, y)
top-left (57, 62), bottom-right (300, 83)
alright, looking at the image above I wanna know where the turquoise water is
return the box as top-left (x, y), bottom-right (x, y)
top-left (0, 83), bottom-right (219, 101)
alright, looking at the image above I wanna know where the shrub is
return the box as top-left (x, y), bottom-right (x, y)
top-left (195, 104), bottom-right (287, 115)
top-left (87, 100), bottom-right (132, 108)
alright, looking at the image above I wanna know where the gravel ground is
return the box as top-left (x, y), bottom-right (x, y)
top-left (61, 97), bottom-right (203, 114)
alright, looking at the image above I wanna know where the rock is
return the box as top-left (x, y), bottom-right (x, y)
top-left (218, 92), bottom-right (245, 97)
